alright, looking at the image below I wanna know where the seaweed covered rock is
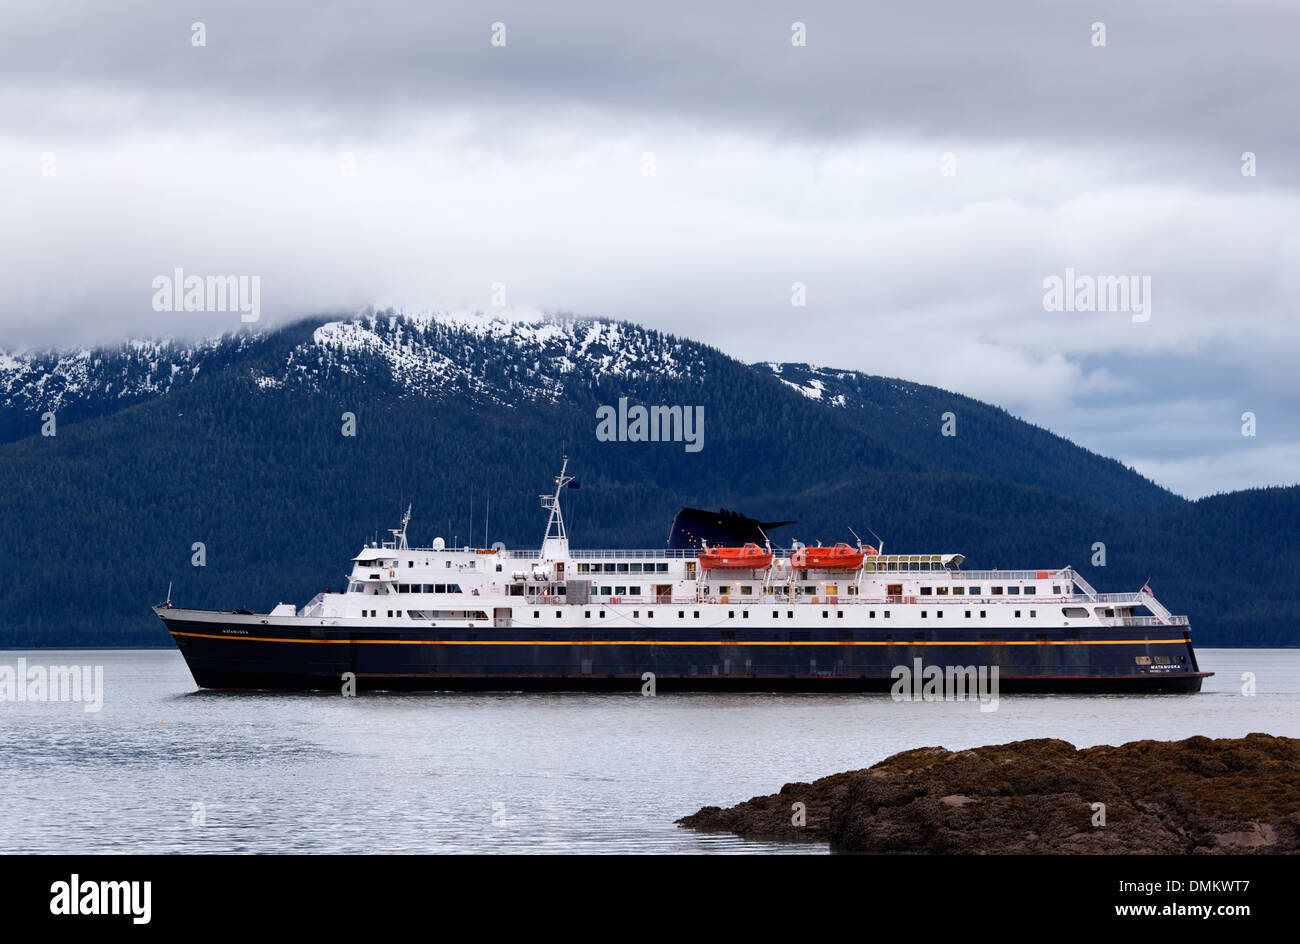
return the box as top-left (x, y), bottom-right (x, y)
top-left (677, 734), bottom-right (1300, 853)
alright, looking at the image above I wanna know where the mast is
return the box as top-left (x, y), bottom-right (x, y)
top-left (389, 505), bottom-right (411, 550)
top-left (540, 456), bottom-right (573, 559)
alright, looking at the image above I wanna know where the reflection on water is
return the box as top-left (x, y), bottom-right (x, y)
top-left (0, 648), bottom-right (1295, 853)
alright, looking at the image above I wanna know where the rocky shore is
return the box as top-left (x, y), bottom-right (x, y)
top-left (677, 734), bottom-right (1300, 853)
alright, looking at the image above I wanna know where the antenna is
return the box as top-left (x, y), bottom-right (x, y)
top-left (539, 456), bottom-right (574, 553)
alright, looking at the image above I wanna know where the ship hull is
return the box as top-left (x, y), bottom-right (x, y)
top-left (159, 609), bottom-right (1209, 694)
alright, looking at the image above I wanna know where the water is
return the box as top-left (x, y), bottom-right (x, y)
top-left (1, 648), bottom-right (1296, 854)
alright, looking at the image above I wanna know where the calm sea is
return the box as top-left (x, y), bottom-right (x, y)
top-left (1, 648), bottom-right (1296, 854)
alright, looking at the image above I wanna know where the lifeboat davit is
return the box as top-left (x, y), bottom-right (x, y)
top-left (698, 542), bottom-right (774, 571)
top-left (791, 542), bottom-right (868, 570)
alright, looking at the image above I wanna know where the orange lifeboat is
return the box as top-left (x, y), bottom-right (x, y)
top-left (791, 542), bottom-right (868, 570)
top-left (698, 542), bottom-right (774, 571)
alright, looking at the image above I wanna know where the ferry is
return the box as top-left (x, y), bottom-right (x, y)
top-left (156, 459), bottom-right (1210, 693)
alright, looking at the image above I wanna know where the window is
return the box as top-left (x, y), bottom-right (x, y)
top-left (953, 587), bottom-right (964, 595)
top-left (822, 611), bottom-right (828, 618)
top-left (679, 611), bottom-right (685, 618)
top-left (936, 611), bottom-right (943, 618)
top-left (742, 611), bottom-right (749, 619)
top-left (728, 611), bottom-right (735, 619)
top-left (387, 610), bottom-right (393, 617)
top-left (533, 611), bottom-right (540, 618)
top-left (556, 611), bottom-right (562, 619)
top-left (617, 563), bottom-right (628, 573)
top-left (647, 611), bottom-right (654, 618)
top-left (1052, 585), bottom-right (1062, 595)
top-left (786, 611), bottom-right (794, 619)
top-left (920, 587), bottom-right (932, 596)
top-left (921, 611), bottom-right (927, 618)
top-left (599, 611), bottom-right (605, 618)
top-left (980, 610), bottom-right (987, 618)
top-left (408, 561), bottom-right (413, 568)
top-left (1030, 610), bottom-right (1037, 617)
top-left (719, 586), bottom-right (731, 595)
top-left (773, 611), bottom-right (779, 618)
top-left (1015, 610), bottom-right (1021, 618)
top-left (884, 610), bottom-right (890, 618)
top-left (937, 587), bottom-right (948, 595)
top-left (657, 563), bottom-right (668, 573)
top-left (446, 561), bottom-right (451, 568)
top-left (964, 610), bottom-right (971, 618)
top-left (837, 611), bottom-right (844, 619)
top-left (585, 611), bottom-right (591, 619)
top-left (693, 611), bottom-right (700, 619)
top-left (992, 586), bottom-right (1004, 595)
top-left (804, 585), bottom-right (815, 594)
top-left (577, 563), bottom-right (589, 573)
top-left (630, 563), bottom-right (642, 573)
top-left (615, 586), bottom-right (626, 595)
top-left (740, 586), bottom-right (752, 595)
top-left (633, 611), bottom-right (640, 619)
top-left (969, 586), bottom-right (982, 595)
top-left (601, 586), bottom-right (612, 596)
top-left (1024, 586), bottom-right (1036, 595)
top-left (1008, 586), bottom-right (1020, 595)
top-left (603, 563), bottom-right (615, 573)
top-left (869, 611), bottom-right (875, 618)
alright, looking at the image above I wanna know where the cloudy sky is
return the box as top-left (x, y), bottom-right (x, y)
top-left (1, 1), bottom-right (1297, 498)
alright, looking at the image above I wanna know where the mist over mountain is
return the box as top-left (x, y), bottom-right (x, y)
top-left (1, 309), bottom-right (1294, 647)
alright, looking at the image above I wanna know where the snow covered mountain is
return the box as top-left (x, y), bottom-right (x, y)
top-left (0, 309), bottom-right (710, 423)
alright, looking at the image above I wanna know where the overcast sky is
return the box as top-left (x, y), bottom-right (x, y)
top-left (1, 1), bottom-right (1297, 499)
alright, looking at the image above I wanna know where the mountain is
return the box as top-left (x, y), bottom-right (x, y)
top-left (0, 309), bottom-right (1295, 648)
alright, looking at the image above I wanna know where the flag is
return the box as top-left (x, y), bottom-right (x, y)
top-left (1142, 582), bottom-right (1153, 595)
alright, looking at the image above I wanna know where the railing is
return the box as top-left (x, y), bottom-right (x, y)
top-left (1093, 592), bottom-right (1148, 605)
top-left (1099, 615), bottom-right (1189, 627)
